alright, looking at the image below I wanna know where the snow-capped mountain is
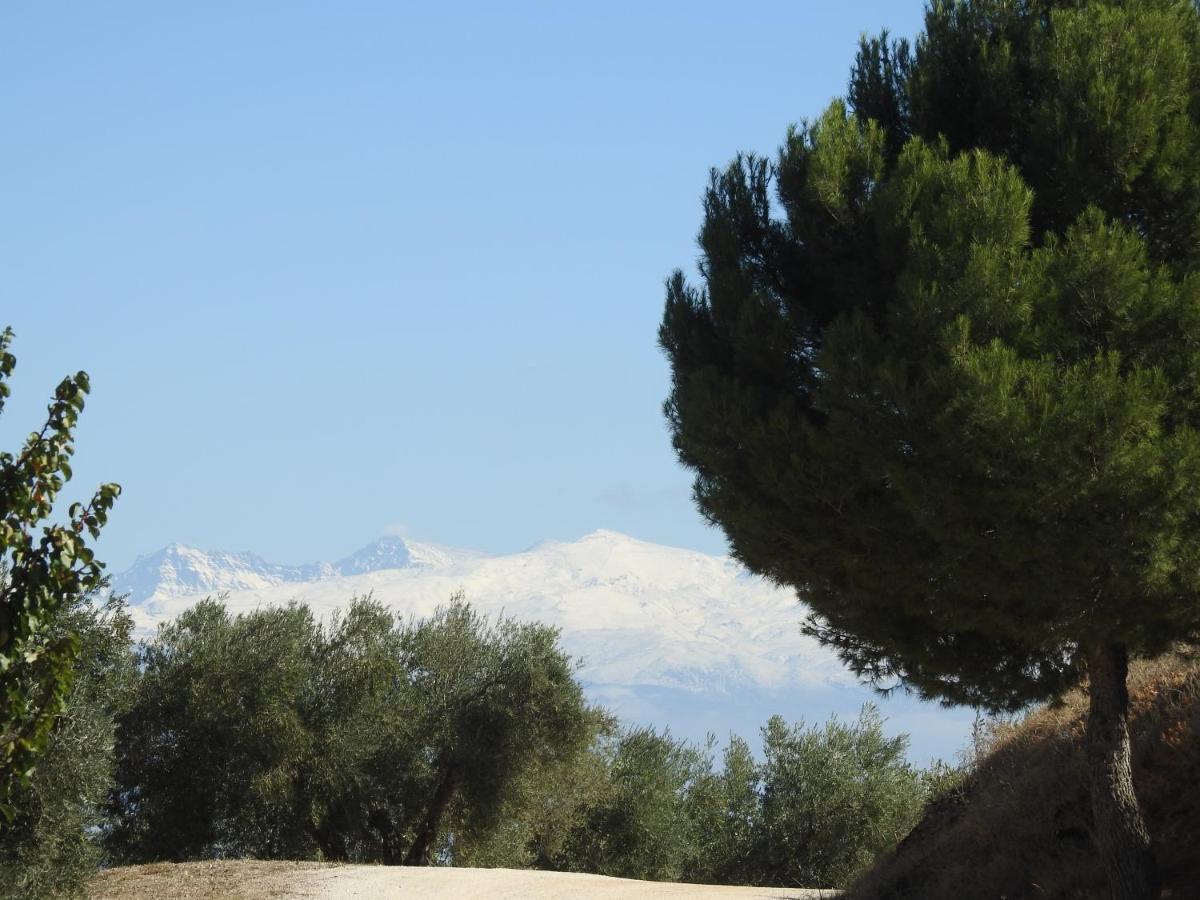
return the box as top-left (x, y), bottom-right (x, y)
top-left (110, 543), bottom-right (336, 604)
top-left (111, 529), bottom-right (974, 762)
top-left (114, 530), bottom-right (847, 692)
top-left (112, 535), bottom-right (484, 610)
top-left (333, 534), bottom-right (413, 574)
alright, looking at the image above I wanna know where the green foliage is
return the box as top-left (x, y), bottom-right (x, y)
top-left (399, 599), bottom-right (594, 864)
top-left (107, 599), bottom-right (324, 860)
top-left (445, 707), bottom-right (616, 870)
top-left (0, 328), bottom-right (120, 817)
top-left (677, 708), bottom-right (926, 890)
top-left (107, 595), bottom-right (594, 867)
top-left (660, 0), bottom-right (1200, 715)
top-left (106, 595), bottom-right (930, 886)
top-left (752, 707), bottom-right (925, 888)
top-left (304, 599), bottom-right (425, 863)
top-left (681, 734), bottom-right (761, 884)
top-left (547, 707), bottom-right (926, 890)
top-left (555, 725), bottom-right (704, 881)
top-left (0, 596), bottom-right (134, 899)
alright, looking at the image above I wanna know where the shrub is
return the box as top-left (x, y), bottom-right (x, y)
top-left (0, 596), bottom-right (134, 899)
top-left (753, 706), bottom-right (925, 888)
top-left (555, 725), bottom-right (705, 881)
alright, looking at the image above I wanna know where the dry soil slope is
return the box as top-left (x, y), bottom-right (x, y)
top-left (845, 652), bottom-right (1200, 900)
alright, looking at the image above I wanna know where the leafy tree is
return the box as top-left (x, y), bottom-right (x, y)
top-left (303, 599), bottom-right (426, 864)
top-left (754, 707), bottom-right (924, 888)
top-left (0, 328), bottom-right (120, 818)
top-left (108, 595), bottom-right (593, 868)
top-left (0, 595), bottom-right (133, 899)
top-left (107, 599), bottom-right (324, 861)
top-left (683, 734), bottom-right (761, 886)
top-left (447, 707), bottom-right (616, 869)
top-left (712, 736), bottom-right (760, 879)
top-left (399, 599), bottom-right (593, 865)
top-left (109, 597), bottom-right (423, 863)
top-left (555, 709), bottom-right (926, 889)
top-left (679, 710), bottom-right (924, 890)
top-left (659, 2), bottom-right (1200, 895)
top-left (556, 725), bottom-right (704, 881)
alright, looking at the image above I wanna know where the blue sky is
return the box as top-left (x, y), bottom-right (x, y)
top-left (1, 2), bottom-right (926, 572)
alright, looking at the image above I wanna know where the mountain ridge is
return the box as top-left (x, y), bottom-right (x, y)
top-left (110, 529), bottom-right (975, 763)
top-left (111, 534), bottom-right (488, 608)
top-left (111, 528), bottom-right (844, 692)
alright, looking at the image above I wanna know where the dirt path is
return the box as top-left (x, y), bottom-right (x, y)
top-left (90, 862), bottom-right (839, 900)
top-left (283, 864), bottom-right (837, 899)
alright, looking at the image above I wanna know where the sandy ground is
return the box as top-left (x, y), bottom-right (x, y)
top-left (89, 861), bottom-right (839, 900)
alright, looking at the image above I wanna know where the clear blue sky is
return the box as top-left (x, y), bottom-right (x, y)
top-left (1, 2), bottom-right (926, 572)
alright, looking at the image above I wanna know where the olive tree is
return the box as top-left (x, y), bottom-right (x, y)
top-left (400, 599), bottom-right (593, 865)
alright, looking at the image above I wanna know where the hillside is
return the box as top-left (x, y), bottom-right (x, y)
top-left (846, 652), bottom-right (1200, 899)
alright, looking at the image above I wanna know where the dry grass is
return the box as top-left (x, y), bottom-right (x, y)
top-left (88, 860), bottom-right (334, 900)
top-left (846, 650), bottom-right (1200, 900)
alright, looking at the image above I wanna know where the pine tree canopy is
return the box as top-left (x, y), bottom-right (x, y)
top-left (661, 0), bottom-right (1200, 711)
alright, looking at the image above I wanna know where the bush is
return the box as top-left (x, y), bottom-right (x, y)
top-left (551, 705), bottom-right (928, 889)
top-left (752, 706), bottom-right (925, 888)
top-left (106, 599), bottom-right (325, 861)
top-left (0, 596), bottom-right (134, 899)
top-left (555, 725), bottom-right (705, 881)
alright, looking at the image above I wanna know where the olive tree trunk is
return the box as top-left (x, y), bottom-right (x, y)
top-left (1085, 644), bottom-right (1158, 900)
top-left (402, 768), bottom-right (458, 866)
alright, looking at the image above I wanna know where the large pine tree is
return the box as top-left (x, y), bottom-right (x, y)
top-left (660, 2), bottom-right (1200, 896)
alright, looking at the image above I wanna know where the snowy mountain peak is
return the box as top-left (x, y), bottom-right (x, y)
top-left (334, 535), bottom-right (413, 575)
top-left (111, 533), bottom-right (495, 609)
top-left (110, 543), bottom-right (336, 606)
top-left (581, 528), bottom-right (636, 541)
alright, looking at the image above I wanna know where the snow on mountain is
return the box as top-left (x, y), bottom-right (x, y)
top-left (332, 535), bottom-right (414, 574)
top-left (114, 529), bottom-right (850, 693)
top-left (112, 535), bottom-right (486, 615)
top-left (111, 529), bottom-right (975, 762)
top-left (110, 543), bottom-right (337, 610)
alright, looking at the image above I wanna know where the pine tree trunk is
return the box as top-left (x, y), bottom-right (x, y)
top-left (402, 768), bottom-right (458, 866)
top-left (1085, 644), bottom-right (1158, 900)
